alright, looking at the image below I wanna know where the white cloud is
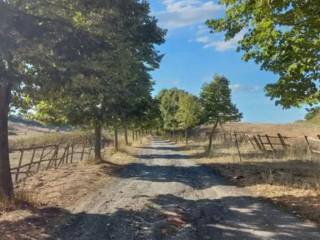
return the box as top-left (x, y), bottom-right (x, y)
top-left (194, 26), bottom-right (245, 52)
top-left (204, 32), bottom-right (244, 51)
top-left (154, 1), bottom-right (242, 52)
top-left (230, 84), bottom-right (261, 93)
top-left (155, 0), bottom-right (223, 29)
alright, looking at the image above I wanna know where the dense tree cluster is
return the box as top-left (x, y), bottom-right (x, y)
top-left (157, 75), bottom-right (242, 149)
top-left (0, 0), bottom-right (165, 199)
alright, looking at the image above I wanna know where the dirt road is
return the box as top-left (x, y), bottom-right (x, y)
top-left (56, 138), bottom-right (320, 239)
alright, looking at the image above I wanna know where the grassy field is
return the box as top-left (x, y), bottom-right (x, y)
top-left (8, 121), bottom-right (93, 149)
top-left (221, 121), bottom-right (320, 137)
top-left (185, 122), bottom-right (320, 224)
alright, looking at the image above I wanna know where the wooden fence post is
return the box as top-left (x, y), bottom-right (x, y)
top-left (27, 148), bottom-right (36, 176)
top-left (253, 136), bottom-right (262, 151)
top-left (80, 143), bottom-right (86, 161)
top-left (54, 145), bottom-right (59, 168)
top-left (246, 135), bottom-right (256, 150)
top-left (265, 134), bottom-right (275, 151)
top-left (58, 147), bottom-right (67, 167)
top-left (304, 136), bottom-right (313, 161)
top-left (66, 145), bottom-right (70, 164)
top-left (277, 133), bottom-right (287, 149)
top-left (304, 136), bottom-right (312, 153)
top-left (15, 150), bottom-right (24, 182)
top-left (257, 135), bottom-right (266, 151)
top-left (37, 147), bottom-right (45, 172)
top-left (88, 145), bottom-right (93, 160)
top-left (234, 132), bottom-right (242, 162)
top-left (70, 144), bottom-right (74, 163)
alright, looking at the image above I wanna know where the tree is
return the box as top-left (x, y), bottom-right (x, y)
top-left (176, 93), bottom-right (202, 144)
top-left (29, 0), bottom-right (165, 159)
top-left (305, 107), bottom-right (320, 121)
top-left (0, 1), bottom-right (104, 199)
top-left (157, 88), bottom-right (186, 137)
top-left (207, 0), bottom-right (320, 108)
top-left (200, 75), bottom-right (242, 152)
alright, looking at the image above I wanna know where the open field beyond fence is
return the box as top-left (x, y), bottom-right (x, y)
top-left (182, 124), bottom-right (320, 224)
top-left (10, 142), bottom-right (93, 183)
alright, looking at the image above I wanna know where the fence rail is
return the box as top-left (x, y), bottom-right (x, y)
top-left (10, 142), bottom-right (93, 183)
top-left (209, 130), bottom-right (320, 159)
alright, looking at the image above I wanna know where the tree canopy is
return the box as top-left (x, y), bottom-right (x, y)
top-left (200, 74), bottom-right (242, 151)
top-left (207, 0), bottom-right (320, 108)
top-left (0, 0), bottom-right (165, 199)
top-left (157, 88), bottom-right (186, 132)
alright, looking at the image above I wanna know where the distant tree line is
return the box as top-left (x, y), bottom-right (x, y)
top-left (157, 75), bottom-right (242, 151)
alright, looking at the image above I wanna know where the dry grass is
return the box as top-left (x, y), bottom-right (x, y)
top-left (186, 136), bottom-right (320, 224)
top-left (219, 122), bottom-right (320, 137)
top-left (2, 141), bottom-right (141, 211)
top-left (9, 131), bottom-right (94, 149)
top-left (0, 126), bottom-right (147, 239)
top-left (0, 141), bottom-right (142, 239)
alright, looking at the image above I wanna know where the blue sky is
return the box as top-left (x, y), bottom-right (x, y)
top-left (149, 0), bottom-right (306, 123)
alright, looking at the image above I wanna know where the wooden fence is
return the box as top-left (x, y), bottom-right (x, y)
top-left (245, 133), bottom-right (291, 152)
top-left (214, 131), bottom-right (320, 157)
top-left (10, 142), bottom-right (93, 183)
top-left (304, 136), bottom-right (320, 155)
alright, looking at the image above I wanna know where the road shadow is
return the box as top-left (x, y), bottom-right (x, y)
top-left (108, 162), bottom-right (232, 190)
top-left (137, 152), bottom-right (206, 160)
top-left (1, 194), bottom-right (319, 239)
top-left (136, 144), bottom-right (204, 152)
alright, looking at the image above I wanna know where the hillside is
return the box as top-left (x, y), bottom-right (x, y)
top-left (8, 117), bottom-right (52, 139)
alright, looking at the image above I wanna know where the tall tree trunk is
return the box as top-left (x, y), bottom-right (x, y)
top-left (124, 124), bottom-right (129, 145)
top-left (208, 120), bottom-right (219, 153)
top-left (0, 80), bottom-right (14, 199)
top-left (114, 128), bottom-right (119, 152)
top-left (132, 130), bottom-right (135, 141)
top-left (94, 123), bottom-right (103, 162)
top-left (185, 128), bottom-right (188, 145)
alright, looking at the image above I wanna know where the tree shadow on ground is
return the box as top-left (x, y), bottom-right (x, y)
top-left (136, 144), bottom-right (204, 152)
top-left (107, 162), bottom-right (232, 190)
top-left (124, 147), bottom-right (207, 160)
top-left (1, 194), bottom-right (319, 240)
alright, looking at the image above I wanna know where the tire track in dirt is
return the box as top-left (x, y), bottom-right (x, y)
top-left (55, 138), bottom-right (320, 240)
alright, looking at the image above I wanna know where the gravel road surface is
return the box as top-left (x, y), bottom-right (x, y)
top-left (56, 138), bottom-right (320, 240)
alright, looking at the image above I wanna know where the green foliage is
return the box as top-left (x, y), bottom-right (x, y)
top-left (305, 107), bottom-right (320, 121)
top-left (157, 88), bottom-right (186, 131)
top-left (157, 88), bottom-right (202, 132)
top-left (0, 0), bottom-right (165, 167)
top-left (176, 93), bottom-right (202, 130)
top-left (200, 75), bottom-right (242, 125)
top-left (2, 0), bottom-right (108, 102)
top-left (207, 0), bottom-right (320, 108)
top-left (24, 1), bottom-right (166, 132)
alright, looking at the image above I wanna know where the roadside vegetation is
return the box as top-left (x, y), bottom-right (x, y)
top-left (1, 0), bottom-right (319, 236)
top-left (173, 124), bottom-right (320, 224)
top-left (0, 0), bottom-right (165, 200)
